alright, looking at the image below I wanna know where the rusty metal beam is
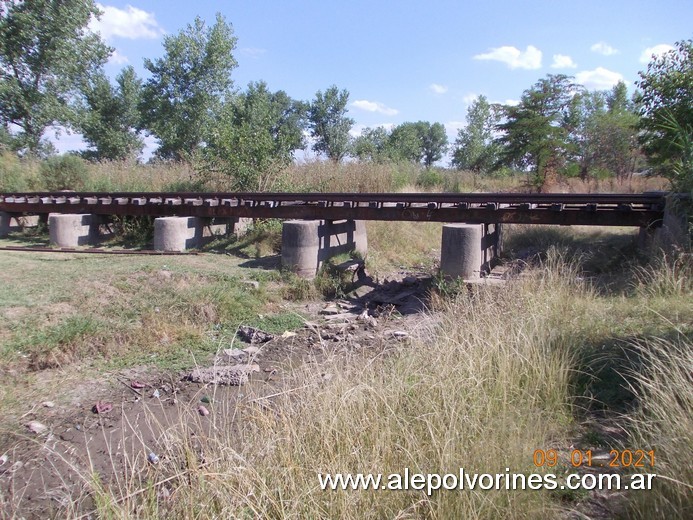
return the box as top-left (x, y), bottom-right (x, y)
top-left (0, 191), bottom-right (670, 227)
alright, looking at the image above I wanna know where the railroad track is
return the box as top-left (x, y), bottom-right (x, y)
top-left (0, 191), bottom-right (669, 227)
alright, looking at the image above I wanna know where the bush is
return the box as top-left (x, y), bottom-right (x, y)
top-left (39, 155), bottom-right (89, 191)
top-left (0, 153), bottom-right (39, 191)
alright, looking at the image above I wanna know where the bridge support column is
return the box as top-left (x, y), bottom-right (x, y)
top-left (282, 219), bottom-right (368, 279)
top-left (0, 212), bottom-right (10, 238)
top-left (440, 223), bottom-right (501, 280)
top-left (49, 213), bottom-right (100, 247)
top-left (154, 216), bottom-right (202, 252)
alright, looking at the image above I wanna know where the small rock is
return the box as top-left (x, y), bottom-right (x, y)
top-left (198, 405), bottom-right (210, 416)
top-left (148, 452), bottom-right (160, 465)
top-left (0, 454), bottom-right (8, 466)
top-left (42, 401), bottom-right (55, 408)
top-left (201, 395), bottom-right (212, 404)
top-left (319, 305), bottom-right (340, 315)
top-left (222, 348), bottom-right (246, 361)
top-left (26, 421), bottom-right (47, 434)
top-left (237, 325), bottom-right (273, 344)
top-left (243, 280), bottom-right (260, 290)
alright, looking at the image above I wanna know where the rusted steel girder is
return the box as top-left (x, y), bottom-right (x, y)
top-left (0, 191), bottom-right (668, 227)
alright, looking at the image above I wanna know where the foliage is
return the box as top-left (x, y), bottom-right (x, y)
top-left (451, 95), bottom-right (501, 173)
top-left (635, 39), bottom-right (693, 178)
top-left (201, 81), bottom-right (307, 191)
top-left (140, 13), bottom-right (238, 161)
top-left (570, 83), bottom-right (641, 181)
top-left (387, 121), bottom-right (448, 167)
top-left (79, 66), bottom-right (144, 161)
top-left (38, 154), bottom-right (89, 190)
top-left (352, 126), bottom-right (391, 163)
top-left (308, 85), bottom-right (354, 162)
top-left (495, 74), bottom-right (580, 190)
top-left (0, 0), bottom-right (111, 155)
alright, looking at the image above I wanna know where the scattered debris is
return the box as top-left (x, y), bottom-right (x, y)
top-left (25, 421), bottom-right (47, 435)
top-left (201, 395), bottom-right (212, 404)
top-left (242, 280), bottom-right (260, 290)
top-left (237, 325), bottom-right (273, 344)
top-left (92, 401), bottom-right (113, 414)
top-left (281, 331), bottom-right (297, 339)
top-left (130, 380), bottom-right (147, 389)
top-left (198, 405), bottom-right (210, 416)
top-left (148, 452), bottom-right (160, 465)
top-left (185, 364), bottom-right (260, 386)
top-left (0, 454), bottom-right (8, 466)
top-left (42, 401), bottom-right (55, 408)
top-left (151, 389), bottom-right (161, 399)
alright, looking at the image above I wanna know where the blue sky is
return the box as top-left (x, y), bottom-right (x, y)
top-left (55, 0), bottom-right (692, 159)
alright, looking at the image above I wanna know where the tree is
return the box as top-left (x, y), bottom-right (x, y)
top-left (635, 39), bottom-right (693, 178)
top-left (79, 66), bottom-right (143, 161)
top-left (202, 81), bottom-right (307, 191)
top-left (352, 126), bottom-right (391, 163)
top-left (420, 121), bottom-right (448, 167)
top-left (140, 13), bottom-right (238, 161)
top-left (308, 85), bottom-right (354, 162)
top-left (495, 74), bottom-right (578, 190)
top-left (0, 0), bottom-right (111, 155)
top-left (452, 95), bottom-right (501, 173)
top-left (388, 121), bottom-right (448, 166)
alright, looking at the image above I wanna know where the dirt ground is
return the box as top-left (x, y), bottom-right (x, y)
top-left (0, 270), bottom-right (438, 519)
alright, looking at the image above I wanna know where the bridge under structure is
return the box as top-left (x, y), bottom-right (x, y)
top-left (0, 191), bottom-right (680, 279)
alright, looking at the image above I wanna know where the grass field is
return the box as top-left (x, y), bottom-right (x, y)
top-left (0, 218), bottom-right (690, 518)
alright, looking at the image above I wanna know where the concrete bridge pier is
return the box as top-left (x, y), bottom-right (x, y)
top-left (282, 219), bottom-right (368, 278)
top-left (440, 223), bottom-right (501, 280)
top-left (49, 213), bottom-right (101, 247)
top-left (153, 216), bottom-right (236, 252)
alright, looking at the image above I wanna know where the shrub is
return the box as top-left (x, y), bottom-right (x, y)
top-left (39, 155), bottom-right (89, 191)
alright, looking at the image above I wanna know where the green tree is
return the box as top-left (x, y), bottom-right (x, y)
top-left (140, 13), bottom-right (238, 161)
top-left (79, 66), bottom-right (143, 161)
top-left (495, 74), bottom-right (578, 190)
top-left (451, 95), bottom-right (501, 173)
top-left (0, 0), bottom-right (111, 155)
top-left (635, 39), bottom-right (693, 179)
top-left (308, 85), bottom-right (354, 162)
top-left (388, 122), bottom-right (424, 163)
top-left (202, 81), bottom-right (307, 191)
top-left (352, 126), bottom-right (391, 163)
top-left (421, 121), bottom-right (448, 167)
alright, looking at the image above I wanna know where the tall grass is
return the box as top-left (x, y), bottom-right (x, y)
top-left (72, 253), bottom-right (596, 519)
top-left (625, 335), bottom-right (692, 519)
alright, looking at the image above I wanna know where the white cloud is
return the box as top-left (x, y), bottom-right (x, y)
top-left (351, 100), bottom-right (398, 116)
top-left (108, 49), bottom-right (129, 65)
top-left (473, 45), bottom-right (542, 70)
top-left (591, 42), bottom-right (619, 56)
top-left (90, 3), bottom-right (164, 40)
top-left (551, 54), bottom-right (577, 69)
top-left (575, 67), bottom-right (626, 90)
top-left (429, 83), bottom-right (448, 94)
top-left (640, 44), bottom-right (675, 64)
top-left (462, 93), bottom-right (478, 104)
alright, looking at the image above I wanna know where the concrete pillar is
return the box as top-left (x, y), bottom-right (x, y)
top-left (440, 223), bottom-right (485, 279)
top-left (154, 216), bottom-right (205, 252)
top-left (282, 219), bottom-right (369, 279)
top-left (282, 220), bottom-right (322, 278)
top-left (0, 212), bottom-right (10, 238)
top-left (49, 214), bottom-right (98, 247)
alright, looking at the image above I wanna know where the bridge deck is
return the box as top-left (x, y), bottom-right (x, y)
top-left (0, 191), bottom-right (667, 227)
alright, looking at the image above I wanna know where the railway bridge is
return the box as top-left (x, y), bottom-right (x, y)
top-left (0, 191), bottom-right (678, 279)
